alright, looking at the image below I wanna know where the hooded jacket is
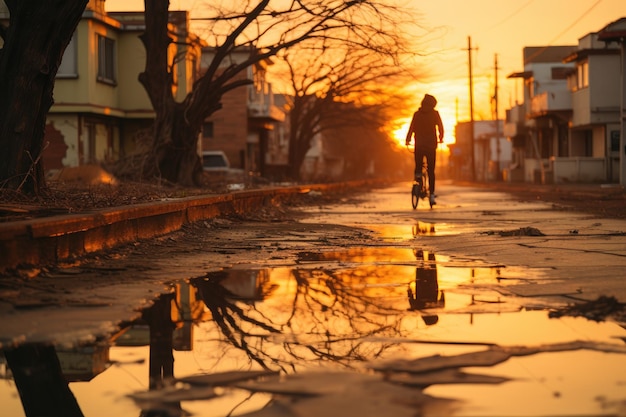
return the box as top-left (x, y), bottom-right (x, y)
top-left (406, 94), bottom-right (444, 150)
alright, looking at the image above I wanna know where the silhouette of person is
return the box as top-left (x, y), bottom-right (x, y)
top-left (407, 250), bottom-right (445, 325)
top-left (405, 94), bottom-right (444, 205)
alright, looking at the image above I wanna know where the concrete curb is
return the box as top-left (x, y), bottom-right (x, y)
top-left (0, 181), bottom-right (372, 273)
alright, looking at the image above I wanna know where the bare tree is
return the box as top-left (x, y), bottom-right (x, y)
top-left (275, 25), bottom-right (417, 179)
top-left (138, 0), bottom-right (414, 185)
top-left (322, 101), bottom-right (412, 180)
top-left (0, 0), bottom-right (88, 194)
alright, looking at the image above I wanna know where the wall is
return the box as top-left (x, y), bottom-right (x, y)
top-left (45, 115), bottom-right (81, 168)
top-left (592, 125), bottom-right (605, 158)
top-left (117, 30), bottom-right (152, 112)
top-left (571, 86), bottom-right (591, 126)
top-left (203, 71), bottom-right (249, 170)
top-left (589, 54), bottom-right (621, 124)
top-left (53, 20), bottom-right (92, 105)
top-left (552, 157), bottom-right (606, 183)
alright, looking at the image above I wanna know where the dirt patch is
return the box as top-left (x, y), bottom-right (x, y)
top-left (548, 295), bottom-right (626, 323)
top-left (482, 226), bottom-right (546, 237)
top-left (471, 181), bottom-right (626, 220)
top-left (0, 175), bottom-right (267, 222)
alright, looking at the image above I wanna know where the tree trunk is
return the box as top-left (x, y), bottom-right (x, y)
top-left (0, 0), bottom-right (88, 194)
top-left (288, 127), bottom-right (308, 180)
top-left (288, 97), bottom-right (319, 180)
top-left (142, 293), bottom-right (177, 390)
top-left (140, 0), bottom-right (204, 186)
top-left (139, 0), bottom-right (204, 186)
top-left (153, 102), bottom-right (203, 185)
top-left (4, 343), bottom-right (84, 417)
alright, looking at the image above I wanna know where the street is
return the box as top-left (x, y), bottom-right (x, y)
top-left (1, 181), bottom-right (626, 417)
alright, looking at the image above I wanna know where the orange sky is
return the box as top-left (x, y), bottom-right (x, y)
top-left (105, 0), bottom-right (626, 145)
top-left (403, 0), bottom-right (626, 144)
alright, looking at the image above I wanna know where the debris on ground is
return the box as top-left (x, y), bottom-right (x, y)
top-left (548, 295), bottom-right (626, 323)
top-left (482, 227), bottom-right (546, 237)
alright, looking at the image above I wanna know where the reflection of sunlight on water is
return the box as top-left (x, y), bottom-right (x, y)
top-left (80, 347), bottom-right (273, 417)
top-left (368, 222), bottom-right (460, 240)
top-left (402, 309), bottom-right (623, 347)
top-left (426, 349), bottom-right (626, 417)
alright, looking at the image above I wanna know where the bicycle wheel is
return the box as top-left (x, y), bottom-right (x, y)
top-left (411, 183), bottom-right (419, 209)
top-left (421, 171), bottom-right (433, 209)
top-left (420, 171), bottom-right (429, 199)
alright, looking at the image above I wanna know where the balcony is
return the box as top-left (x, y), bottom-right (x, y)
top-left (248, 83), bottom-right (285, 123)
top-left (248, 101), bottom-right (285, 122)
top-left (504, 104), bottom-right (526, 137)
top-left (529, 90), bottom-right (572, 117)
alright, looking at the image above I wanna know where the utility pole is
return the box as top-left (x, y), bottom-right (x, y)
top-left (494, 53), bottom-right (501, 181)
top-left (467, 36), bottom-right (476, 181)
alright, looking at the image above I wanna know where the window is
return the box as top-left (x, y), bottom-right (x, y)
top-left (577, 61), bottom-right (588, 90)
top-left (57, 34), bottom-right (77, 78)
top-left (551, 67), bottom-right (570, 80)
top-left (202, 122), bottom-right (214, 139)
top-left (97, 34), bottom-right (116, 84)
top-left (611, 131), bottom-right (620, 152)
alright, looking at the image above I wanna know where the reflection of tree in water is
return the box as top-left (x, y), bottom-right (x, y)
top-left (3, 343), bottom-right (84, 417)
top-left (193, 271), bottom-right (282, 370)
top-left (193, 266), bottom-right (406, 372)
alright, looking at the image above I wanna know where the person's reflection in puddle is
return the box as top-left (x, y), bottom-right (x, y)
top-left (407, 250), bottom-right (445, 325)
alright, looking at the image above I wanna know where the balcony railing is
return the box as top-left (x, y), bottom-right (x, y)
top-left (248, 83), bottom-right (285, 122)
top-left (504, 104), bottom-right (526, 137)
top-left (248, 102), bottom-right (285, 122)
top-left (530, 91), bottom-right (572, 116)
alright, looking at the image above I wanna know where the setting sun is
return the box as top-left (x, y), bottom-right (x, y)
top-left (391, 102), bottom-right (457, 151)
top-left (391, 119), bottom-right (411, 147)
top-left (390, 78), bottom-right (483, 153)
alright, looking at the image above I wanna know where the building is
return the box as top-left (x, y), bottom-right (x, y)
top-left (561, 32), bottom-right (621, 183)
top-left (505, 46), bottom-right (577, 183)
top-left (40, 0), bottom-right (203, 172)
top-left (504, 24), bottom-right (624, 184)
top-left (598, 17), bottom-right (626, 186)
top-left (453, 120), bottom-right (511, 182)
top-left (199, 47), bottom-right (286, 177)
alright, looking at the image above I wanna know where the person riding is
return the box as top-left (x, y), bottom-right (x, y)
top-left (405, 94), bottom-right (444, 206)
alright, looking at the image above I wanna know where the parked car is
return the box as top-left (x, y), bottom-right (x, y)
top-left (201, 151), bottom-right (245, 178)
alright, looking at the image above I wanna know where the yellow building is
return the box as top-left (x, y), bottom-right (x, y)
top-left (43, 0), bottom-right (204, 171)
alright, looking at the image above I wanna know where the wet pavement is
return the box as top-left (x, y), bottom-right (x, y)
top-left (1, 181), bottom-right (626, 416)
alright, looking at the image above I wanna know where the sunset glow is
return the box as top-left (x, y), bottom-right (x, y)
top-left (392, 82), bottom-right (466, 150)
top-left (105, 0), bottom-right (626, 147)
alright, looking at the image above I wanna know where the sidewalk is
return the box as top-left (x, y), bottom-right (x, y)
top-left (467, 180), bottom-right (626, 219)
top-left (2, 179), bottom-right (624, 274)
top-left (0, 181), bottom-right (375, 273)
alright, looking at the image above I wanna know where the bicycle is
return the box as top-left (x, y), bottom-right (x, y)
top-left (408, 146), bottom-right (433, 209)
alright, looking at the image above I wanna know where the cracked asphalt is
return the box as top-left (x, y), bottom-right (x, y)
top-left (2, 180), bottom-right (626, 417)
top-left (2, 180), bottom-right (626, 345)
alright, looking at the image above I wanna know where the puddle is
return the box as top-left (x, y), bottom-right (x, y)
top-left (376, 220), bottom-right (472, 240)
top-left (2, 248), bottom-right (625, 416)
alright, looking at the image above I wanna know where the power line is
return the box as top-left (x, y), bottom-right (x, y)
top-left (525, 0), bottom-right (604, 64)
top-left (546, 0), bottom-right (604, 45)
top-left (485, 0), bottom-right (535, 32)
